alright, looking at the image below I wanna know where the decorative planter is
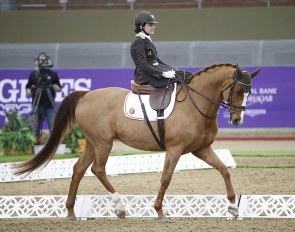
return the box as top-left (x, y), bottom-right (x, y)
top-left (33, 144), bottom-right (66, 155)
top-left (77, 139), bottom-right (86, 153)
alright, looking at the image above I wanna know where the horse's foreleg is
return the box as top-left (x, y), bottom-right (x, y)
top-left (154, 152), bottom-right (181, 220)
top-left (66, 143), bottom-right (94, 221)
top-left (192, 147), bottom-right (239, 217)
top-left (91, 146), bottom-right (125, 219)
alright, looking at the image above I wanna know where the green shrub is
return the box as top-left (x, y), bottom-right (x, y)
top-left (64, 124), bottom-right (84, 153)
top-left (0, 109), bottom-right (35, 154)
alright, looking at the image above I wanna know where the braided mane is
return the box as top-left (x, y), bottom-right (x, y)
top-left (187, 63), bottom-right (238, 83)
top-left (196, 63), bottom-right (237, 75)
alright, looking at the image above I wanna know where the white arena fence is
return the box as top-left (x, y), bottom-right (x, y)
top-left (0, 149), bottom-right (236, 183)
top-left (0, 195), bottom-right (294, 219)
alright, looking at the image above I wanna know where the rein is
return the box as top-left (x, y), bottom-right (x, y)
top-left (176, 72), bottom-right (247, 120)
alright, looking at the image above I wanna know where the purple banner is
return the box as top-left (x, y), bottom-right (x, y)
top-left (0, 67), bottom-right (295, 128)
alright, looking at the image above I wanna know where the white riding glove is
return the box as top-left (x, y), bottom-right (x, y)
top-left (162, 70), bottom-right (176, 79)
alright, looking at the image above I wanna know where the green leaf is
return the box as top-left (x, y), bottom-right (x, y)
top-left (0, 108), bottom-right (36, 153)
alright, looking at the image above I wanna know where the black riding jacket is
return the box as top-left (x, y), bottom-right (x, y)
top-left (26, 69), bottom-right (62, 109)
top-left (130, 33), bottom-right (176, 87)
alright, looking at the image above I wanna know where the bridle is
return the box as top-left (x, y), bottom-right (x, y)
top-left (175, 71), bottom-right (251, 120)
top-left (224, 77), bottom-right (251, 117)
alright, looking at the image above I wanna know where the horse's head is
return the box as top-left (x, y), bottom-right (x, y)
top-left (222, 65), bottom-right (261, 126)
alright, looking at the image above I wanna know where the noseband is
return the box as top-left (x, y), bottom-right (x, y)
top-left (176, 71), bottom-right (251, 120)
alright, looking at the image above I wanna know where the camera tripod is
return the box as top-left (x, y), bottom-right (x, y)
top-left (30, 85), bottom-right (56, 144)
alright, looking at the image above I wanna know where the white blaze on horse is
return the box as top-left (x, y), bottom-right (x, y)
top-left (13, 63), bottom-right (261, 221)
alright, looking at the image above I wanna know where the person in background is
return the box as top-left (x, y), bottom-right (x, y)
top-left (130, 11), bottom-right (192, 88)
top-left (25, 52), bottom-right (62, 144)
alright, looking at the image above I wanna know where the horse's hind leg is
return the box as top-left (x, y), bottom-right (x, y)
top-left (192, 147), bottom-right (239, 217)
top-left (91, 145), bottom-right (126, 219)
top-left (66, 142), bottom-right (94, 221)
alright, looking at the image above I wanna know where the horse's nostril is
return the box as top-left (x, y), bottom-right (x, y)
top-left (232, 119), bottom-right (240, 126)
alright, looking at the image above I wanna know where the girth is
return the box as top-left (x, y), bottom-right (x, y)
top-left (131, 80), bottom-right (174, 150)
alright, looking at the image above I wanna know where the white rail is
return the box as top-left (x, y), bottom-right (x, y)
top-left (0, 149), bottom-right (236, 183)
top-left (0, 195), bottom-right (294, 219)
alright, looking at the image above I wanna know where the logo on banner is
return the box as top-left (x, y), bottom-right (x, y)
top-left (0, 78), bottom-right (92, 118)
top-left (245, 109), bottom-right (266, 118)
top-left (246, 87), bottom-right (277, 118)
top-left (247, 87), bottom-right (277, 105)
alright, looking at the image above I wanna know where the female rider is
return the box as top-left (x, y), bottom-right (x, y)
top-left (130, 11), bottom-right (192, 88)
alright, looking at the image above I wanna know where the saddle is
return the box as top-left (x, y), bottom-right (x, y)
top-left (131, 81), bottom-right (173, 111)
top-left (131, 80), bottom-right (174, 150)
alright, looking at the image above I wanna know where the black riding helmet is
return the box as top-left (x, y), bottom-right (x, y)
top-left (135, 11), bottom-right (158, 26)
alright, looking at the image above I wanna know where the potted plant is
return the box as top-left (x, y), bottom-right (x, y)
top-left (33, 131), bottom-right (67, 155)
top-left (64, 124), bottom-right (85, 153)
top-left (0, 109), bottom-right (35, 155)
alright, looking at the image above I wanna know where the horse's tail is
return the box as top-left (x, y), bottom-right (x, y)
top-left (13, 91), bottom-right (89, 175)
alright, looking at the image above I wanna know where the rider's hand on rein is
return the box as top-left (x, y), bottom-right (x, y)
top-left (162, 70), bottom-right (176, 79)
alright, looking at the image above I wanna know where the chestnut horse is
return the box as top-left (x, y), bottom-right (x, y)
top-left (14, 63), bottom-right (261, 221)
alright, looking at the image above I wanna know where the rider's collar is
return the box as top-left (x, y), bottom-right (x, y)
top-left (136, 32), bottom-right (152, 42)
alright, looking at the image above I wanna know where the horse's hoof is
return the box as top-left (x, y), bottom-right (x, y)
top-left (115, 209), bottom-right (126, 219)
top-left (66, 215), bottom-right (77, 221)
top-left (156, 217), bottom-right (170, 222)
top-left (228, 204), bottom-right (239, 217)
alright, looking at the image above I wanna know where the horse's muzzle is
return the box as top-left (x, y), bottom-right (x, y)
top-left (231, 118), bottom-right (241, 126)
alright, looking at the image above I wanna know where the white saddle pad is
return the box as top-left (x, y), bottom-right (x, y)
top-left (124, 84), bottom-right (177, 121)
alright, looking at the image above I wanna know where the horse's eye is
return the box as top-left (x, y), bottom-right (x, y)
top-left (236, 89), bottom-right (243, 96)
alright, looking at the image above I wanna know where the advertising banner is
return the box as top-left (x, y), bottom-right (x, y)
top-left (0, 67), bottom-right (294, 128)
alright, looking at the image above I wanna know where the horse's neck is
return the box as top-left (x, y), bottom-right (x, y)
top-left (188, 67), bottom-right (233, 116)
top-left (193, 68), bottom-right (232, 98)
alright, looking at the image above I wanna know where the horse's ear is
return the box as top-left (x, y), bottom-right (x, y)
top-left (236, 64), bottom-right (244, 78)
top-left (250, 67), bottom-right (262, 79)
